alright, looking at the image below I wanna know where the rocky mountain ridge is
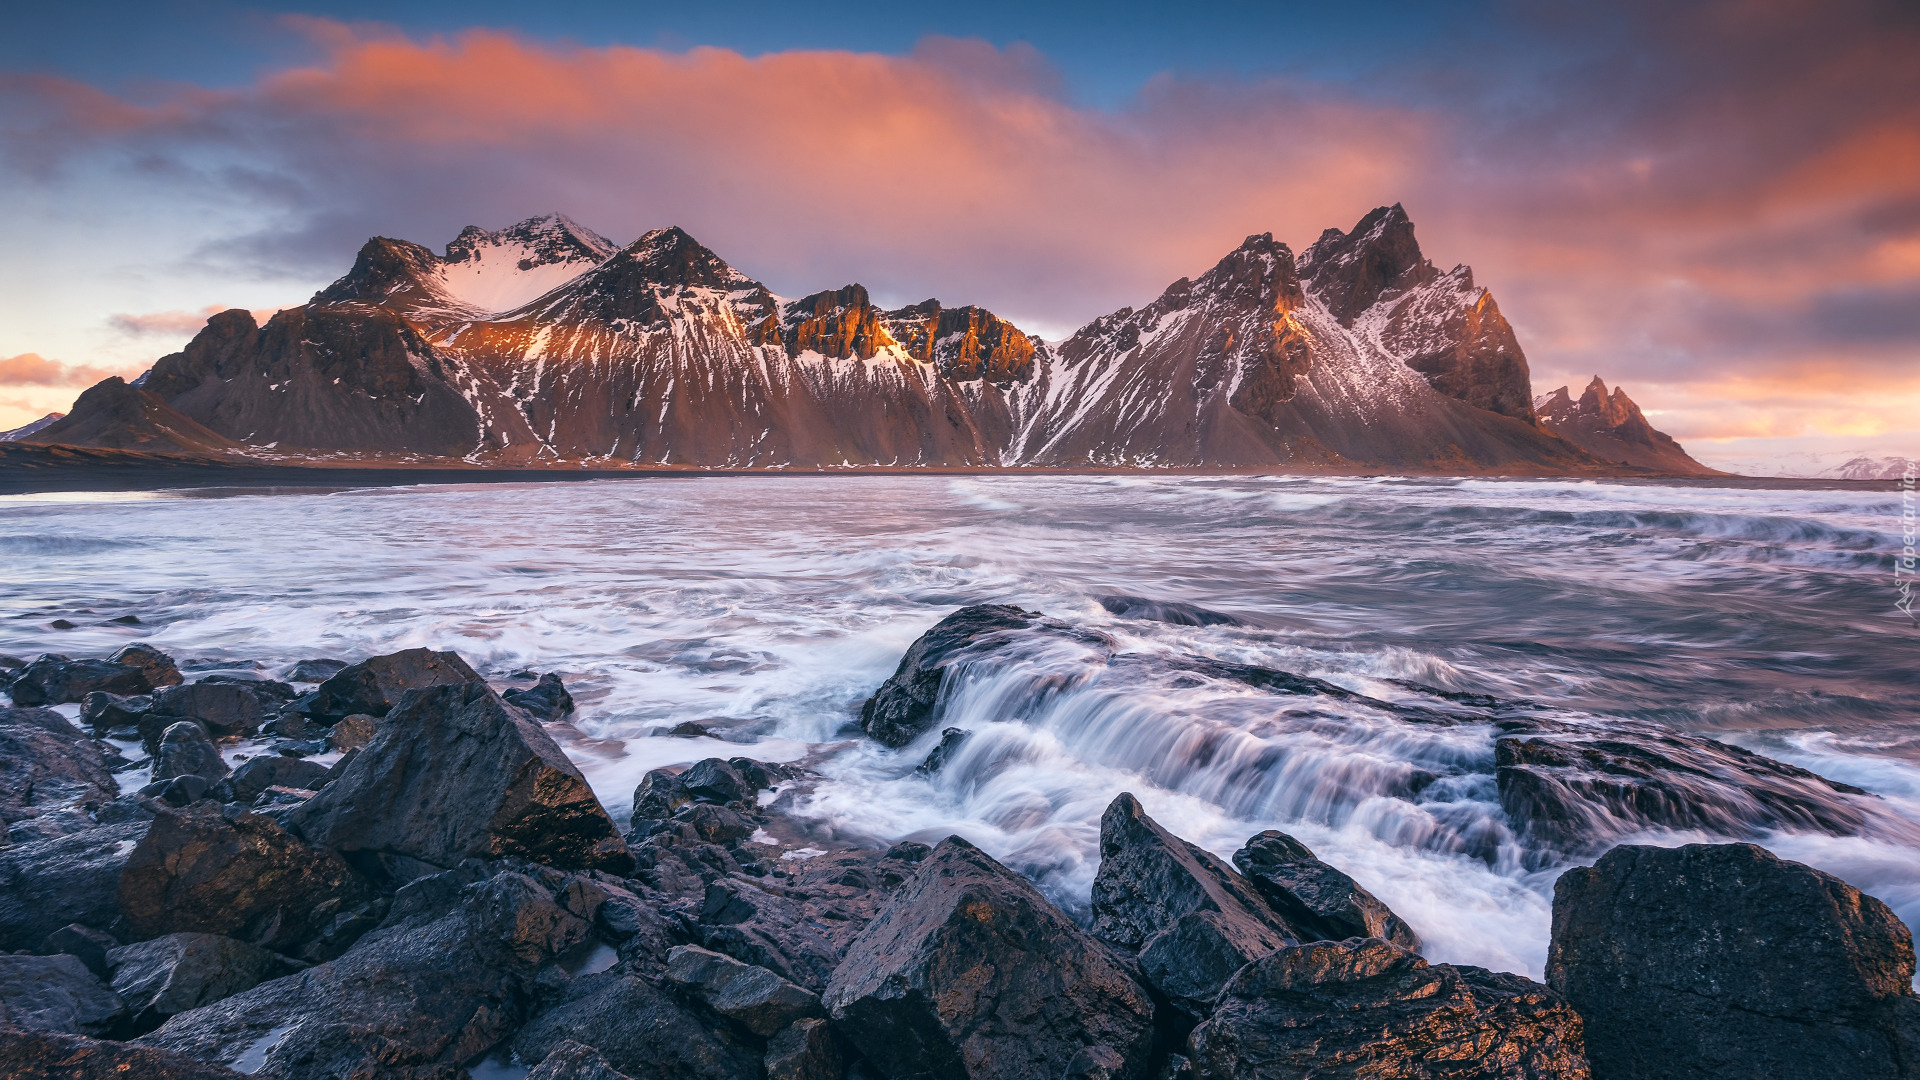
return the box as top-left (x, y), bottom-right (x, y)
top-left (1535, 376), bottom-right (1717, 474)
top-left (26, 209), bottom-right (1715, 474)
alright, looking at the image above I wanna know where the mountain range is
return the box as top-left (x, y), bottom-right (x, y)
top-left (17, 207), bottom-right (1715, 475)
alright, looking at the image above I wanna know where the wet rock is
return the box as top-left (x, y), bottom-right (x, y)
top-left (1189, 938), bottom-right (1591, 1080)
top-left (285, 658), bottom-right (348, 683)
top-left (1232, 830), bottom-right (1419, 949)
top-left (529, 1040), bottom-right (639, 1080)
top-left (141, 870), bottom-right (586, 1080)
top-left (83, 691), bottom-right (153, 732)
top-left (39, 923), bottom-right (122, 978)
top-left (1090, 793), bottom-right (1299, 1015)
top-left (860, 605), bottom-right (1037, 747)
top-left (0, 954), bottom-right (125, 1035)
top-left (632, 768), bottom-right (693, 822)
top-left (196, 675), bottom-right (296, 705)
top-left (1548, 842), bottom-right (1920, 1080)
top-left (764, 1018), bottom-right (843, 1080)
top-left (505, 672), bottom-right (577, 721)
top-left (511, 967), bottom-right (763, 1080)
top-left (110, 646), bottom-right (184, 692)
top-left (1495, 725), bottom-right (1875, 854)
top-left (684, 758), bottom-right (755, 805)
top-left (825, 834), bottom-right (1157, 1080)
top-left (214, 755), bottom-right (330, 805)
top-left (0, 1028), bottom-right (246, 1079)
top-left (915, 727), bottom-right (971, 775)
top-left (107, 933), bottom-right (299, 1027)
top-left (1097, 595), bottom-right (1242, 628)
top-left (678, 868), bottom-right (881, 991)
top-left (305, 647), bottom-right (484, 721)
top-left (153, 774), bottom-right (213, 807)
top-left (0, 822), bottom-right (150, 951)
top-left (151, 722), bottom-right (229, 784)
top-left (665, 944), bottom-right (826, 1037)
top-left (663, 720), bottom-right (713, 737)
top-left (8, 654), bottom-right (154, 706)
top-left (145, 683), bottom-right (266, 745)
top-left (325, 712), bottom-right (377, 751)
top-left (0, 706), bottom-right (120, 824)
top-left (677, 803), bottom-right (755, 846)
top-left (287, 680), bottom-right (632, 875)
top-left (117, 802), bottom-right (373, 954)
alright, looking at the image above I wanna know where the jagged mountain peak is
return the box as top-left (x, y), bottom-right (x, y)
top-left (1189, 232), bottom-right (1305, 314)
top-left (1299, 204), bottom-right (1438, 325)
top-left (446, 213), bottom-right (617, 267)
top-left (602, 226), bottom-right (759, 292)
top-left (311, 236), bottom-right (446, 308)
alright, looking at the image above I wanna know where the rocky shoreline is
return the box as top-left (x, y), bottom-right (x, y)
top-left (2, 608), bottom-right (1916, 1079)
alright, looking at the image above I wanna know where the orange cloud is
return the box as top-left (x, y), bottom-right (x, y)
top-left (0, 353), bottom-right (137, 387)
top-left (109, 305), bottom-right (283, 338)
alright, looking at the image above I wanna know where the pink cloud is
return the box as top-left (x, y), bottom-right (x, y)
top-left (0, 353), bottom-right (138, 387)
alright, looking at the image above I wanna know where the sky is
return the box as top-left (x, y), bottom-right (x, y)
top-left (1, 0), bottom-right (1916, 466)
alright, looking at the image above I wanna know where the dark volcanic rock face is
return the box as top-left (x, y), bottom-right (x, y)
top-left (1548, 843), bottom-right (1920, 1080)
top-left (1297, 205), bottom-right (1437, 326)
top-left (9, 654), bottom-right (160, 706)
top-left (883, 301), bottom-right (1038, 385)
top-left (21, 379), bottom-right (242, 457)
top-left (824, 835), bottom-right (1158, 1080)
top-left (0, 823), bottom-right (151, 951)
top-left (0, 706), bottom-right (121, 831)
top-left (305, 647), bottom-right (484, 721)
top-left (1190, 938), bottom-right (1591, 1080)
top-left (0, 952), bottom-right (124, 1035)
top-left (287, 680), bottom-right (631, 875)
top-left (860, 604), bottom-right (1038, 747)
top-left (1232, 830), bottom-right (1420, 949)
top-left (0, 1029), bottom-right (247, 1079)
top-left (1535, 376), bottom-right (1717, 474)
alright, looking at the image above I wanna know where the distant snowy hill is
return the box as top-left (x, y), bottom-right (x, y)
top-left (0, 413), bottom-right (63, 441)
top-left (1699, 448), bottom-right (1913, 480)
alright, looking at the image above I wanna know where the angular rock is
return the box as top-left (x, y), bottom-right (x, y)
top-left (0, 706), bottom-right (120, 823)
top-left (825, 835), bottom-right (1156, 1080)
top-left (0, 822), bottom-right (151, 951)
top-left (677, 803), bottom-right (755, 846)
top-left (215, 754), bottom-right (330, 805)
top-left (1547, 842), bottom-right (1920, 1080)
top-left (1232, 830), bottom-right (1419, 948)
top-left (107, 933), bottom-right (296, 1025)
top-left (285, 658), bottom-right (348, 683)
top-left (505, 672), bottom-right (577, 721)
top-left (1090, 793), bottom-right (1298, 1015)
top-left (1189, 938), bottom-right (1590, 1080)
top-left (0, 1029), bottom-right (245, 1079)
top-left (147, 683), bottom-right (266, 743)
top-left (860, 605), bottom-right (1036, 747)
top-left (118, 803), bottom-right (373, 953)
top-left (287, 681), bottom-right (632, 875)
top-left (305, 647), bottom-right (483, 721)
top-left (109, 645), bottom-right (184, 692)
top-left (681, 758), bottom-right (751, 805)
top-left (530, 1040), bottom-right (640, 1080)
top-left (325, 713), bottom-right (377, 751)
top-left (83, 691), bottom-right (153, 732)
top-left (665, 944), bottom-right (826, 1037)
top-left (7, 654), bottom-right (153, 706)
top-left (151, 722), bottom-right (228, 784)
top-left (512, 967), bottom-right (763, 1080)
top-left (764, 1018), bottom-right (843, 1080)
top-left (916, 727), bottom-right (971, 775)
top-left (141, 870), bottom-right (587, 1079)
top-left (39, 923), bottom-right (122, 978)
top-left (0, 954), bottom-right (124, 1035)
top-left (632, 768), bottom-right (693, 822)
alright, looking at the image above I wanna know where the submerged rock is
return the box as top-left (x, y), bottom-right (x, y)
top-left (505, 672), bottom-right (577, 721)
top-left (825, 834), bottom-right (1157, 1080)
top-left (284, 658), bottom-right (348, 684)
top-left (859, 605), bottom-right (1037, 747)
top-left (1189, 938), bottom-right (1590, 1080)
top-left (287, 680), bottom-right (632, 875)
top-left (1090, 793), bottom-right (1299, 1016)
top-left (0, 953), bottom-right (125, 1035)
top-left (1232, 830), bottom-right (1419, 949)
top-left (304, 647), bottom-right (483, 721)
top-left (1548, 842), bottom-right (1920, 1080)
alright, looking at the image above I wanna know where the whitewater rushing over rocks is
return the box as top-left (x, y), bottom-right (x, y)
top-left (1, 471), bottom-right (1916, 995)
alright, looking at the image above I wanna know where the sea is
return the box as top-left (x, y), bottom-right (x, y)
top-left (4, 472), bottom-right (1917, 980)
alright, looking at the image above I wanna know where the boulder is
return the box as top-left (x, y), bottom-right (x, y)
top-left (39, 923), bottom-right (122, 978)
top-left (764, 1018), bottom-right (843, 1080)
top-left (214, 754), bottom-right (331, 805)
top-left (107, 933), bottom-right (298, 1025)
top-left (117, 803), bottom-right (373, 954)
top-left (286, 681), bottom-right (632, 875)
top-left (0, 1029), bottom-right (245, 1079)
top-left (7, 654), bottom-right (153, 706)
top-left (916, 727), bottom-right (971, 775)
top-left (665, 945), bottom-right (826, 1037)
top-left (305, 647), bottom-right (483, 721)
top-left (285, 658), bottom-right (348, 683)
top-left (632, 768), bottom-right (693, 822)
top-left (1090, 793), bottom-right (1298, 1015)
top-left (109, 646), bottom-right (184, 692)
top-left (151, 722), bottom-right (228, 784)
top-left (0, 822), bottom-right (151, 951)
top-left (681, 758), bottom-right (751, 805)
top-left (145, 683), bottom-right (266, 745)
top-left (505, 672), bottom-right (577, 721)
top-left (1232, 830), bottom-right (1419, 948)
top-left (529, 1040), bottom-right (640, 1080)
top-left (0, 954), bottom-right (125, 1035)
top-left (676, 803), bottom-right (755, 846)
top-left (1547, 842), bottom-right (1920, 1080)
top-left (859, 605), bottom-right (1036, 747)
top-left (675, 867), bottom-right (885, 991)
top-left (0, 706), bottom-right (120, 823)
top-left (140, 869), bottom-right (588, 1080)
top-left (512, 967), bottom-right (762, 1080)
top-left (325, 713), bottom-right (377, 751)
top-left (1189, 938), bottom-right (1591, 1080)
top-left (824, 834), bottom-right (1157, 1080)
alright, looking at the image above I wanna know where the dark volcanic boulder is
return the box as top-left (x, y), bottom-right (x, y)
top-left (529, 1040), bottom-right (640, 1080)
top-left (285, 658), bottom-right (348, 684)
top-left (110, 646), bottom-right (184, 692)
top-left (0, 822), bottom-right (151, 951)
top-left (215, 754), bottom-right (331, 805)
top-left (1547, 842), bottom-right (1920, 1080)
top-left (8, 654), bottom-right (153, 706)
top-left (140, 869), bottom-right (588, 1079)
top-left (764, 1018), bottom-right (843, 1080)
top-left (1189, 938), bottom-right (1590, 1080)
top-left (107, 933), bottom-right (297, 1025)
top-left (305, 647), bottom-right (483, 721)
top-left (632, 767), bottom-right (693, 821)
top-left (859, 605), bottom-right (1036, 747)
top-left (151, 722), bottom-right (229, 784)
top-left (504, 672), bottom-right (577, 721)
top-left (0, 1029), bottom-right (245, 1079)
top-left (286, 681), bottom-right (631, 875)
top-left (1232, 830), bottom-right (1419, 949)
top-left (0, 953), bottom-right (125, 1035)
top-left (511, 967), bottom-right (763, 1080)
top-left (39, 924), bottom-right (122, 979)
top-left (681, 757), bottom-right (751, 805)
top-left (148, 683), bottom-right (267, 742)
top-left (1090, 793), bottom-right (1299, 1015)
top-left (824, 834), bottom-right (1157, 1080)
top-left (117, 803), bottom-right (372, 953)
top-left (0, 706), bottom-right (121, 824)
top-left (665, 945), bottom-right (826, 1037)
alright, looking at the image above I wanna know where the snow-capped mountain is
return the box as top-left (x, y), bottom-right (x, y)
top-left (1695, 448), bottom-right (1913, 480)
top-left (30, 209), bottom-right (1710, 473)
top-left (0, 412), bottom-right (63, 441)
top-left (1535, 377), bottom-right (1716, 474)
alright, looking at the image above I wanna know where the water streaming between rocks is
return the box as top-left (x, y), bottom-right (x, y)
top-left (4, 473), bottom-right (1916, 980)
